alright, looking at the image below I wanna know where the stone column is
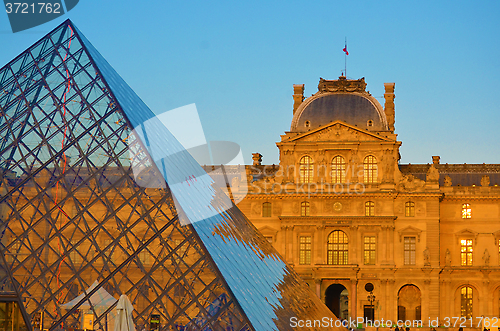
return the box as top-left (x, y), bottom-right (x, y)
top-left (384, 83), bottom-right (395, 132)
top-left (287, 225), bottom-right (294, 264)
top-left (315, 278), bottom-right (322, 299)
top-left (318, 225), bottom-right (325, 264)
top-left (351, 279), bottom-right (358, 320)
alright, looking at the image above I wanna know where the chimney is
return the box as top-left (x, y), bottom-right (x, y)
top-left (293, 84), bottom-right (305, 115)
top-left (384, 83), bottom-right (395, 132)
top-left (252, 153), bottom-right (262, 166)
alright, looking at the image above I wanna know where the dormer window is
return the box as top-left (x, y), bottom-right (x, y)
top-left (367, 120), bottom-right (374, 128)
top-left (305, 120), bottom-right (311, 128)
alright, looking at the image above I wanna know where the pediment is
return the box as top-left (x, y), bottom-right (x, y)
top-left (455, 228), bottom-right (478, 244)
top-left (288, 121), bottom-right (393, 143)
top-left (258, 225), bottom-right (279, 236)
top-left (398, 226), bottom-right (422, 242)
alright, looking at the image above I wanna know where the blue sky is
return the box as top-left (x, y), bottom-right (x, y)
top-left (1, 1), bottom-right (499, 165)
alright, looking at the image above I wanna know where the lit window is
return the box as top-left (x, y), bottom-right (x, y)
top-left (365, 201), bottom-right (375, 216)
top-left (460, 286), bottom-right (473, 318)
top-left (301, 201), bottom-right (310, 216)
top-left (299, 156), bottom-right (313, 184)
top-left (327, 230), bottom-right (348, 265)
top-left (331, 156), bottom-right (346, 184)
top-left (364, 236), bottom-right (376, 265)
top-left (299, 236), bottom-right (312, 265)
top-left (461, 239), bottom-right (473, 266)
top-left (404, 237), bottom-right (416, 265)
top-left (262, 202), bottom-right (272, 217)
top-left (405, 201), bottom-right (415, 217)
top-left (363, 155), bottom-right (378, 184)
top-left (462, 203), bottom-right (471, 219)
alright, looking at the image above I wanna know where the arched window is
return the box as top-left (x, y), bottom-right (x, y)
top-left (299, 156), bottom-right (313, 184)
top-left (262, 202), bottom-right (271, 217)
top-left (363, 155), bottom-right (378, 184)
top-left (462, 203), bottom-right (471, 219)
top-left (327, 230), bottom-right (348, 265)
top-left (331, 156), bottom-right (346, 184)
top-left (301, 201), bottom-right (310, 216)
top-left (405, 201), bottom-right (415, 217)
top-left (365, 201), bottom-right (375, 216)
top-left (460, 286), bottom-right (473, 318)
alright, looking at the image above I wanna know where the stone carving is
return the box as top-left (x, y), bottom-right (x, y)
top-left (324, 201), bottom-right (332, 213)
top-left (423, 247), bottom-right (430, 266)
top-left (273, 203), bottom-right (282, 216)
top-left (310, 202), bottom-right (317, 215)
top-left (445, 249), bottom-right (451, 266)
top-left (483, 249), bottom-right (490, 266)
top-left (251, 203), bottom-right (260, 215)
top-left (318, 76), bottom-right (368, 93)
top-left (481, 175), bottom-right (490, 187)
top-left (443, 175), bottom-right (452, 187)
top-left (349, 150), bottom-right (359, 165)
top-left (397, 174), bottom-right (425, 191)
top-left (299, 124), bottom-right (378, 142)
top-left (381, 149), bottom-right (395, 182)
top-left (292, 202), bottom-right (300, 214)
top-left (426, 164), bottom-right (439, 182)
top-left (252, 153), bottom-right (262, 166)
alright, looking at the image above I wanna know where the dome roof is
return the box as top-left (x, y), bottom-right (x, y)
top-left (290, 77), bottom-right (388, 132)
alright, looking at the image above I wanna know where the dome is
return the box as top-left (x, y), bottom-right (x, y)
top-left (290, 77), bottom-right (388, 132)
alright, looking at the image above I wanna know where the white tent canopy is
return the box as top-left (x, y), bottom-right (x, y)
top-left (60, 281), bottom-right (118, 309)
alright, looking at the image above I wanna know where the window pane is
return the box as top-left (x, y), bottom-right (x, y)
top-left (405, 201), bottom-right (415, 217)
top-left (404, 237), bottom-right (416, 265)
top-left (365, 201), bottom-right (375, 216)
top-left (327, 231), bottom-right (348, 265)
top-left (262, 202), bottom-right (272, 217)
top-left (460, 239), bottom-right (473, 266)
top-left (363, 156), bottom-right (378, 184)
top-left (299, 156), bottom-right (313, 184)
top-left (331, 156), bottom-right (346, 184)
top-left (299, 236), bottom-right (312, 265)
top-left (462, 203), bottom-right (471, 219)
top-left (364, 236), bottom-right (376, 265)
top-left (301, 201), bottom-right (310, 216)
top-left (460, 287), bottom-right (473, 318)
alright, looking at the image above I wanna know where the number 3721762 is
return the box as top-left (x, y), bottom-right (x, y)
top-left (5, 3), bottom-right (61, 14)
top-left (442, 317), bottom-right (499, 328)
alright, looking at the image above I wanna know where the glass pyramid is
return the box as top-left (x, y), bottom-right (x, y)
top-left (0, 19), bottom-right (338, 331)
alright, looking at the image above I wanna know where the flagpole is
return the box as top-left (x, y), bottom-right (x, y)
top-left (344, 37), bottom-right (347, 77)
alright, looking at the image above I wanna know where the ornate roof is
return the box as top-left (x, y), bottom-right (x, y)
top-left (290, 77), bottom-right (388, 132)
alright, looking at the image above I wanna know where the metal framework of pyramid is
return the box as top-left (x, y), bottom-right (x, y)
top-left (0, 20), bottom-right (338, 331)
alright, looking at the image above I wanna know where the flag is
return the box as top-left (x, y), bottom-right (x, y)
top-left (343, 44), bottom-right (349, 55)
